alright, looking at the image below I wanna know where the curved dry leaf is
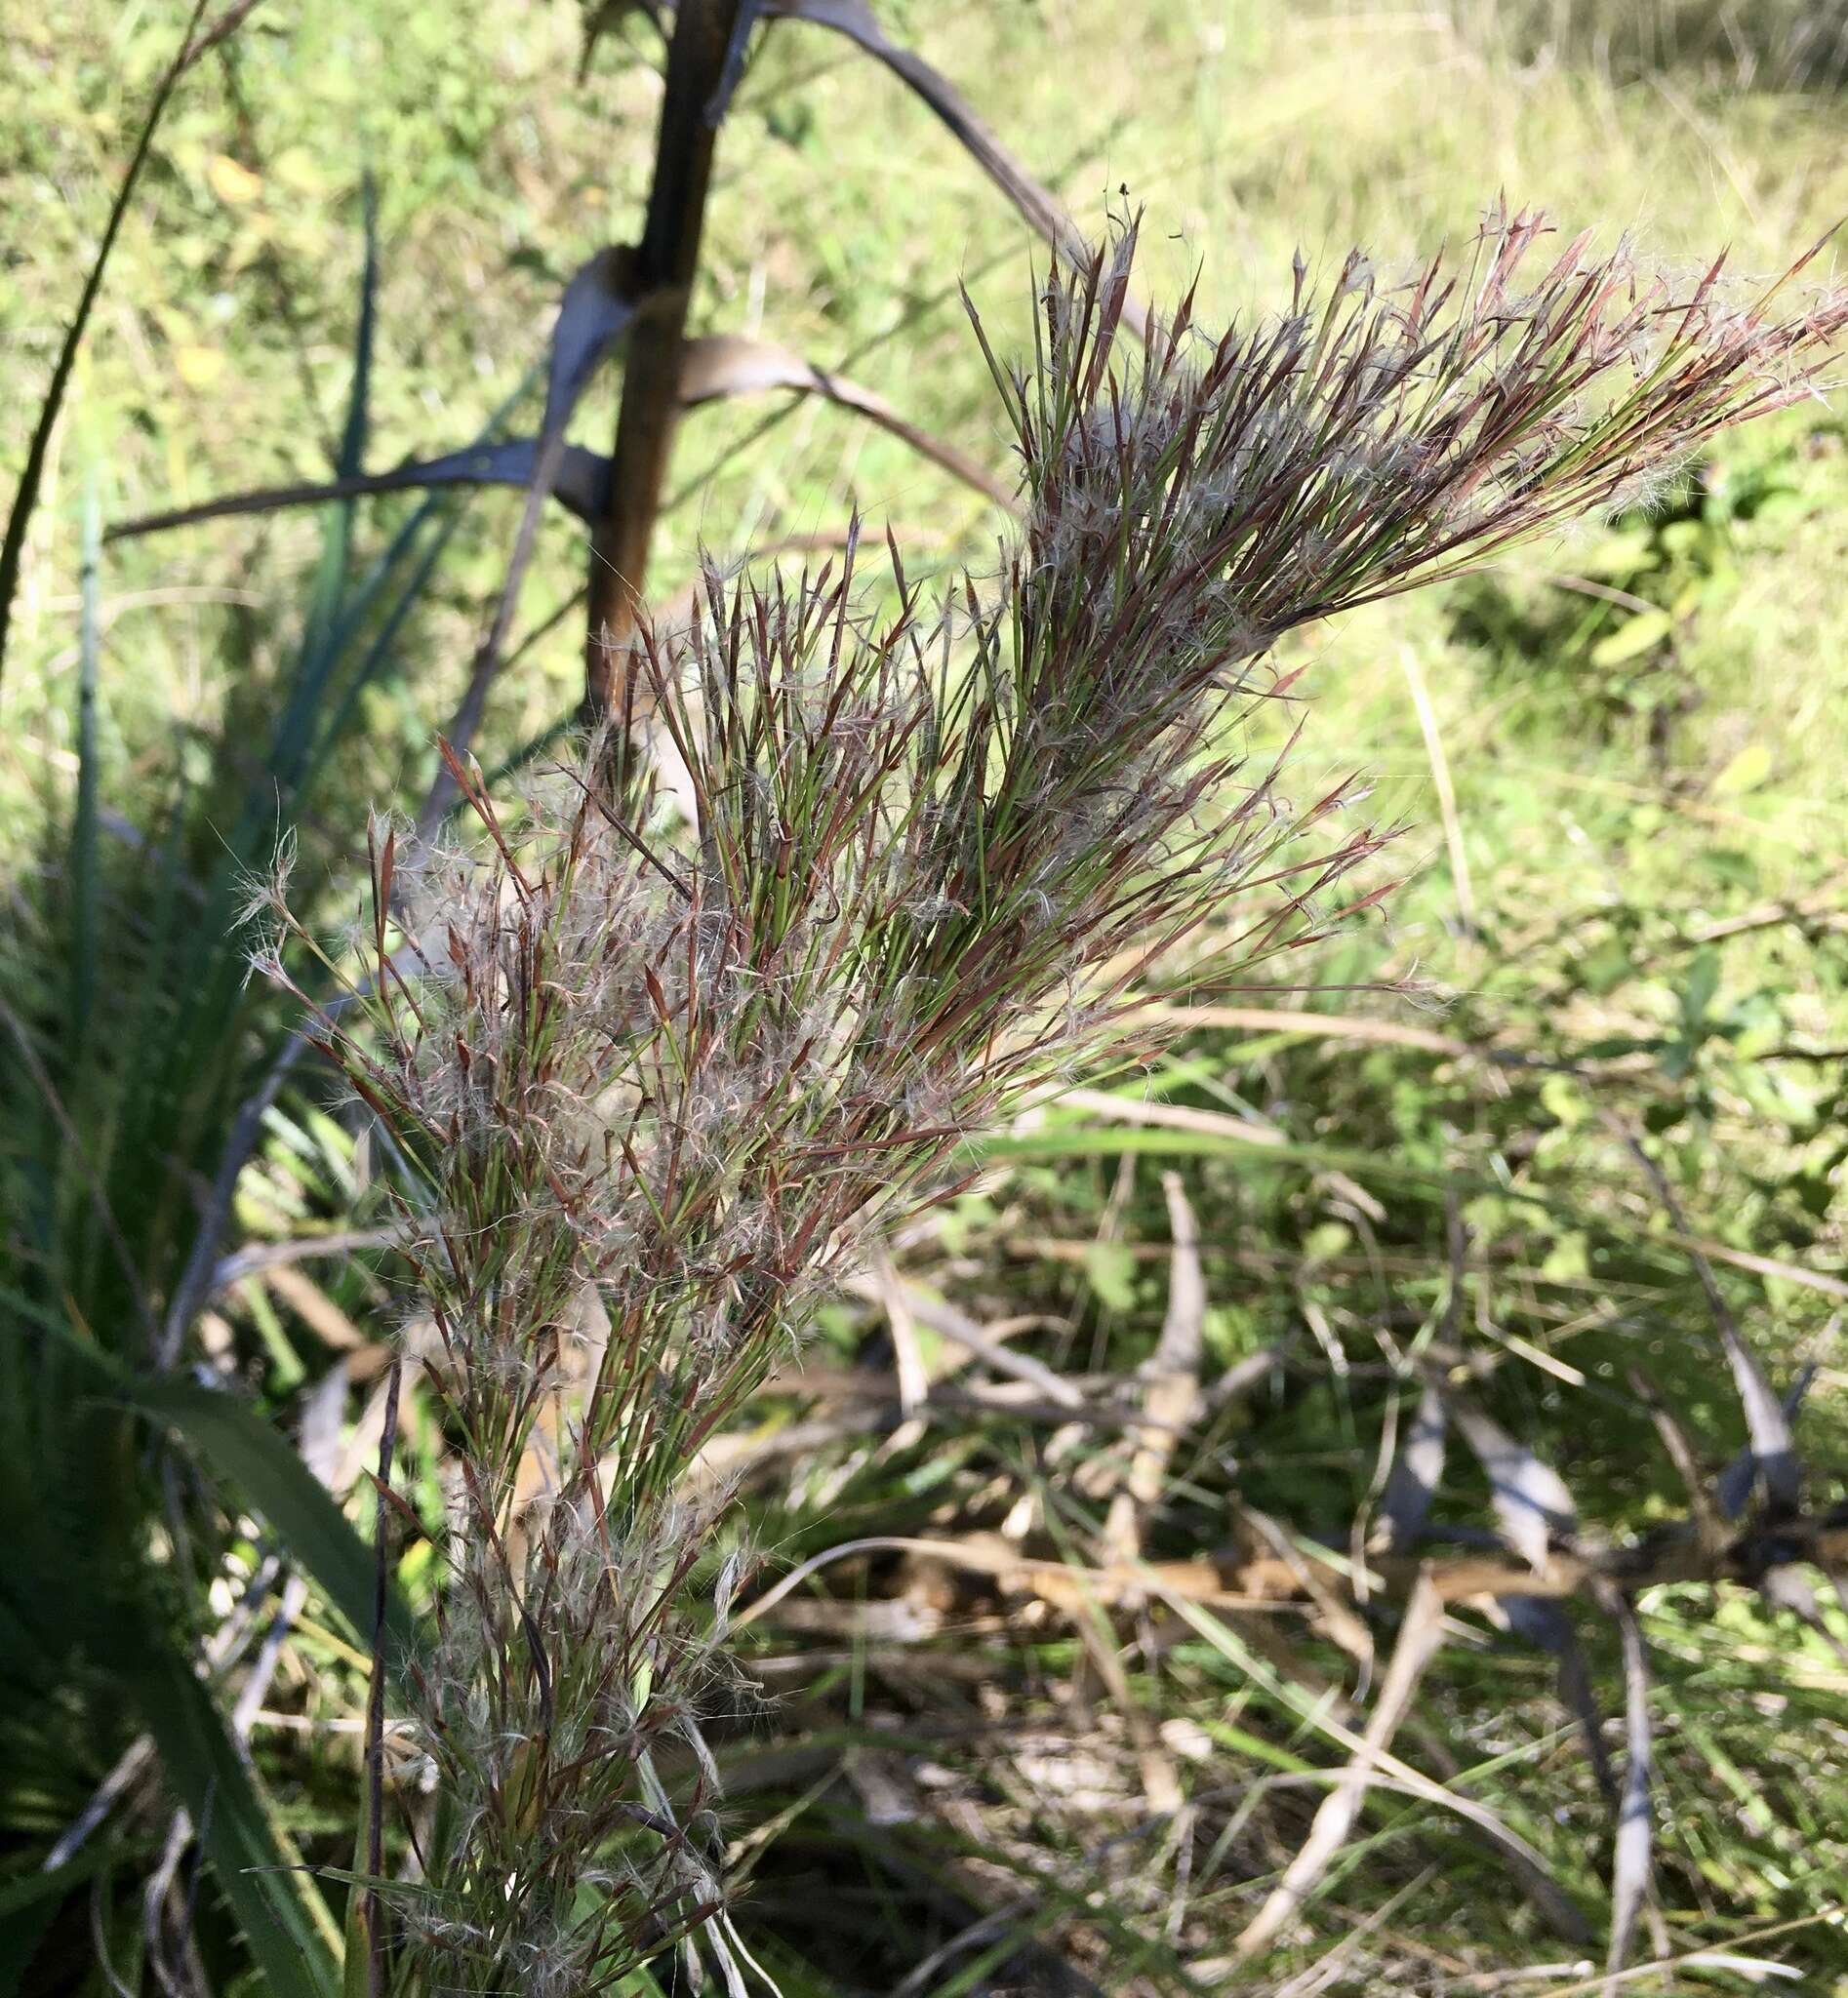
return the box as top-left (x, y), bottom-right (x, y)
top-left (544, 247), bottom-right (642, 438)
top-left (113, 247), bottom-right (639, 560)
top-left (113, 324), bottom-right (1013, 546)
top-left (577, 0), bottom-right (664, 83)
top-left (678, 333), bottom-right (1017, 508)
top-left (1104, 1173), bottom-right (1208, 1566)
top-left (762, 0), bottom-right (1149, 342)
top-left (105, 440), bottom-right (612, 541)
top-left (1153, 1170), bottom-right (1205, 1374)
top-left (1717, 1339), bottom-right (1803, 1522)
top-left (1158, 1577), bottom-right (1591, 1944)
top-left (1233, 1573), bottom-right (1446, 1958)
top-left (1442, 1386), bottom-right (1577, 1574)
top-left (1381, 1382), bottom-right (1447, 1554)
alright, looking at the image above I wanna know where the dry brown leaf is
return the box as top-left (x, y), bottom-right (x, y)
top-left (678, 333), bottom-right (1017, 507)
top-left (840, 1272), bottom-right (1084, 1408)
top-left (763, 0), bottom-right (1150, 342)
top-left (1060, 1085), bottom-right (1287, 1148)
top-left (262, 1263), bottom-right (366, 1352)
top-left (1596, 1581), bottom-right (1654, 1988)
top-left (1104, 1173), bottom-right (1208, 1564)
top-left (1379, 1381), bottom-right (1447, 1555)
top-left (1233, 1572), bottom-right (1447, 1958)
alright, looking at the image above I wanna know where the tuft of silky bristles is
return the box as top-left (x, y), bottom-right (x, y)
top-left (261, 213), bottom-right (1844, 1994)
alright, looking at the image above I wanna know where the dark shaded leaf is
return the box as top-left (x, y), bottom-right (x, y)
top-left (705, 0), bottom-right (765, 121)
top-left (679, 333), bottom-right (1017, 507)
top-left (0, 1850), bottom-right (112, 1991)
top-left (121, 1627), bottom-right (341, 1998)
top-left (544, 246), bottom-right (642, 439)
top-left (1717, 1362), bottom-right (1814, 1522)
top-left (112, 240), bottom-right (638, 558)
top-left (1381, 1382), bottom-right (1446, 1553)
top-left (113, 315), bottom-right (1017, 551)
top-left (106, 440), bottom-right (612, 540)
top-left (578, 0), bottom-right (664, 82)
top-left (442, 255), bottom-right (643, 794)
top-left (1501, 1595), bottom-right (1615, 1803)
top-left (0, 1846), bottom-right (110, 1989)
top-left (764, 0), bottom-right (1150, 342)
top-left (341, 177), bottom-right (381, 486)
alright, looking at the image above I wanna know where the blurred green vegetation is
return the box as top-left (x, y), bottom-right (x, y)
top-left (3, 0), bottom-right (1846, 1991)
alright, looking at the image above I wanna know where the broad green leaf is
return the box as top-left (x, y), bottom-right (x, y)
top-left (1712, 741), bottom-right (1774, 796)
top-left (38, 1313), bottom-right (419, 1677)
top-left (1589, 609), bottom-right (1672, 667)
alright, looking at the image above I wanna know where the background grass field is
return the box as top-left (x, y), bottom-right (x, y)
top-left (4, 2), bottom-right (1847, 1990)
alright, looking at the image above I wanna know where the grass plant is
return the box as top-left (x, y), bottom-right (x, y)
top-left (4, 4), bottom-right (1848, 1992)
top-left (250, 222), bottom-right (1848, 1990)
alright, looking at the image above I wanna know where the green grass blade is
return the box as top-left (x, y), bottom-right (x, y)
top-left (65, 466), bottom-right (101, 1085)
top-left (338, 176), bottom-right (379, 488)
top-left (0, 1848), bottom-right (113, 1991)
top-left (121, 1626), bottom-right (342, 1998)
top-left (0, 0), bottom-right (214, 690)
top-left (301, 503), bottom-right (465, 800)
top-left (129, 1376), bottom-right (422, 1669)
top-left (14, 1312), bottom-right (418, 1666)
